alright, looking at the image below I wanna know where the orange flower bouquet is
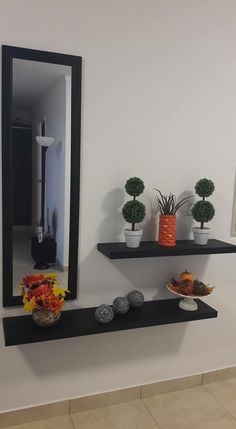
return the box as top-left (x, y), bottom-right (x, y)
top-left (20, 273), bottom-right (69, 327)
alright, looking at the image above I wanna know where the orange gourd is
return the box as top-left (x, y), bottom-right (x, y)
top-left (179, 270), bottom-right (194, 282)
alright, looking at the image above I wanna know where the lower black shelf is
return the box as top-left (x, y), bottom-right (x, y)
top-left (2, 299), bottom-right (217, 346)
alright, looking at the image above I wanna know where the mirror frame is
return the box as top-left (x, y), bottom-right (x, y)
top-left (2, 45), bottom-right (82, 306)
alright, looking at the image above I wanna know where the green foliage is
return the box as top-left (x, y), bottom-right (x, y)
top-left (192, 177), bottom-right (215, 228)
top-left (154, 189), bottom-right (193, 215)
top-left (195, 178), bottom-right (215, 198)
top-left (191, 201), bottom-right (215, 223)
top-left (122, 200), bottom-right (146, 226)
top-left (125, 177), bottom-right (144, 197)
top-left (122, 177), bottom-right (146, 230)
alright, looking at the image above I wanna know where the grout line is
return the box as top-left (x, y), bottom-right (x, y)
top-left (139, 385), bottom-right (142, 399)
top-left (202, 384), bottom-right (235, 419)
top-left (69, 414), bottom-right (77, 429)
top-left (141, 398), bottom-right (162, 429)
top-left (67, 400), bottom-right (70, 416)
top-left (68, 400), bottom-right (72, 415)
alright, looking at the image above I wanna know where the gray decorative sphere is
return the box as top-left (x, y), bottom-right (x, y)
top-left (95, 304), bottom-right (114, 324)
top-left (127, 290), bottom-right (144, 308)
top-left (113, 297), bottom-right (130, 314)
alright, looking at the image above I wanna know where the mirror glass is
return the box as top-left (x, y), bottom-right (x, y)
top-left (11, 58), bottom-right (72, 296)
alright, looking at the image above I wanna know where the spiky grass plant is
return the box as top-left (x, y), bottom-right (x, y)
top-left (154, 189), bottom-right (193, 215)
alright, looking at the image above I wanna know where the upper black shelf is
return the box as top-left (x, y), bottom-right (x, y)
top-left (3, 298), bottom-right (217, 346)
top-left (97, 239), bottom-right (236, 259)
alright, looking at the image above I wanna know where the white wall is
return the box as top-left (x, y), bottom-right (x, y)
top-left (32, 76), bottom-right (71, 266)
top-left (1, 0), bottom-right (236, 412)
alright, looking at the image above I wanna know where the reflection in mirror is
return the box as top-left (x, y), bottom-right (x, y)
top-left (12, 60), bottom-right (71, 295)
top-left (2, 46), bottom-right (81, 306)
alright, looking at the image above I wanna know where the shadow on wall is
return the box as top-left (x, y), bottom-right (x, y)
top-left (98, 188), bottom-right (125, 242)
top-left (75, 247), bottom-right (210, 306)
top-left (112, 254), bottom-right (210, 300)
top-left (98, 187), bottom-right (158, 243)
top-left (17, 322), bottom-right (187, 379)
top-left (176, 190), bottom-right (194, 240)
top-left (139, 190), bottom-right (157, 241)
top-left (52, 209), bottom-right (57, 238)
top-left (55, 141), bottom-right (62, 159)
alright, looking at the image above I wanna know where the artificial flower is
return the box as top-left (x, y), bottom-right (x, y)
top-left (20, 273), bottom-right (69, 315)
top-left (23, 296), bottom-right (36, 312)
top-left (53, 285), bottom-right (69, 298)
top-left (45, 273), bottom-right (58, 281)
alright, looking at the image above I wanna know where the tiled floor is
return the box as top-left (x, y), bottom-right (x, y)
top-left (12, 228), bottom-right (68, 296)
top-left (5, 378), bottom-right (236, 429)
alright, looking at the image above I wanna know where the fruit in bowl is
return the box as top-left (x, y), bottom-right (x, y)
top-left (167, 270), bottom-right (214, 311)
top-left (168, 270), bottom-right (214, 298)
top-left (179, 269), bottom-right (194, 282)
top-left (170, 278), bottom-right (213, 297)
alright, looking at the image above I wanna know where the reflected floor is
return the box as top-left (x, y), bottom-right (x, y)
top-left (13, 228), bottom-right (68, 296)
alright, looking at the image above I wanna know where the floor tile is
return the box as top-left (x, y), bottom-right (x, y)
top-left (205, 378), bottom-right (236, 418)
top-left (71, 399), bottom-right (159, 429)
top-left (143, 385), bottom-right (233, 429)
top-left (2, 415), bottom-right (74, 429)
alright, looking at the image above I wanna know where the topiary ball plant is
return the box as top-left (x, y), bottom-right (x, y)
top-left (192, 178), bottom-right (215, 229)
top-left (122, 177), bottom-right (146, 248)
top-left (191, 200), bottom-right (215, 227)
top-left (122, 200), bottom-right (146, 231)
top-left (122, 178), bottom-right (146, 231)
top-left (195, 178), bottom-right (215, 198)
top-left (192, 178), bottom-right (215, 245)
top-left (125, 177), bottom-right (145, 198)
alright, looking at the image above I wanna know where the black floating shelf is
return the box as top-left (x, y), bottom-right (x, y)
top-left (97, 239), bottom-right (236, 259)
top-left (3, 299), bottom-right (217, 346)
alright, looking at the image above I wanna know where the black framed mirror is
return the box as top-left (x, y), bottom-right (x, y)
top-left (2, 45), bottom-right (82, 306)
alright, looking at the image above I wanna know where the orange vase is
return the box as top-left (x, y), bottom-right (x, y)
top-left (158, 215), bottom-right (176, 247)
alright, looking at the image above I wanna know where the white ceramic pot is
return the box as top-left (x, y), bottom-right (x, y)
top-left (179, 297), bottom-right (198, 311)
top-left (124, 229), bottom-right (143, 248)
top-left (192, 227), bottom-right (209, 245)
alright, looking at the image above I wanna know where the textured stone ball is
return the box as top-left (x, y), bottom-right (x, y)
top-left (113, 297), bottom-right (130, 314)
top-left (127, 290), bottom-right (144, 308)
top-left (95, 304), bottom-right (114, 324)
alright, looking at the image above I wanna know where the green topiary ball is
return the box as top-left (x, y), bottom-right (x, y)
top-left (191, 201), bottom-right (215, 223)
top-left (122, 200), bottom-right (146, 224)
top-left (125, 177), bottom-right (144, 197)
top-left (195, 178), bottom-right (215, 198)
